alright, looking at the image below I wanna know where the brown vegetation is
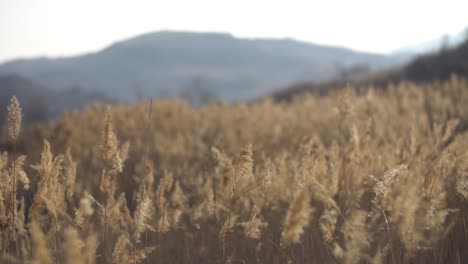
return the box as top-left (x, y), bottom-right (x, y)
top-left (1, 77), bottom-right (468, 263)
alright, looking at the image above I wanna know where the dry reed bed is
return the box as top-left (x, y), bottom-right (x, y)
top-left (1, 77), bottom-right (468, 263)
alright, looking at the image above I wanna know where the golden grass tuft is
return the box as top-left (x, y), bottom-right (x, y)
top-left (281, 187), bottom-right (312, 246)
top-left (7, 96), bottom-right (21, 143)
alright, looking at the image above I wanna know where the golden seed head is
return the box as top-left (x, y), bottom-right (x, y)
top-left (7, 96), bottom-right (22, 142)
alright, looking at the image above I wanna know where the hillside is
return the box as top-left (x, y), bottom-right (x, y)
top-left (391, 29), bottom-right (466, 55)
top-left (274, 38), bottom-right (468, 100)
top-left (377, 39), bottom-right (468, 84)
top-left (0, 75), bottom-right (108, 124)
top-left (0, 31), bottom-right (408, 103)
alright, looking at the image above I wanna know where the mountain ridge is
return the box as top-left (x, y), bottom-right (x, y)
top-left (272, 38), bottom-right (468, 101)
top-left (0, 31), bottom-right (410, 103)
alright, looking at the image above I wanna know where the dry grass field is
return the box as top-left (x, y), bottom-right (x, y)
top-left (1, 76), bottom-right (468, 263)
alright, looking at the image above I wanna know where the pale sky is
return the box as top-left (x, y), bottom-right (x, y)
top-left (0, 0), bottom-right (467, 62)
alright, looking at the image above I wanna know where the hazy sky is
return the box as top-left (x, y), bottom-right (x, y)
top-left (0, 0), bottom-right (467, 62)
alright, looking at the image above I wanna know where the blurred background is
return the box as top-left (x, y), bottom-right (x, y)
top-left (0, 0), bottom-right (467, 122)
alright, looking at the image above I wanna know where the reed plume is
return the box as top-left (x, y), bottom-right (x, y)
top-left (7, 96), bottom-right (22, 143)
top-left (281, 187), bottom-right (312, 246)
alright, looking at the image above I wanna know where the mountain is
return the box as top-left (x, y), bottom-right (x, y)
top-left (273, 39), bottom-right (468, 101)
top-left (0, 31), bottom-right (409, 103)
top-left (0, 75), bottom-right (109, 124)
top-left (370, 39), bottom-right (468, 84)
top-left (392, 29), bottom-right (467, 55)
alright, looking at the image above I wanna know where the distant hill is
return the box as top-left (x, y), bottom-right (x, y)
top-left (392, 29), bottom-right (467, 55)
top-left (273, 39), bottom-right (468, 101)
top-left (0, 31), bottom-right (409, 103)
top-left (375, 39), bottom-right (468, 84)
top-left (0, 75), bottom-right (108, 125)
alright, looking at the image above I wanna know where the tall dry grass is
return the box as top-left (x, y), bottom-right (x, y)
top-left (1, 76), bottom-right (468, 263)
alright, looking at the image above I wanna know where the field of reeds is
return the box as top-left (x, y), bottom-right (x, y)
top-left (1, 76), bottom-right (468, 264)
